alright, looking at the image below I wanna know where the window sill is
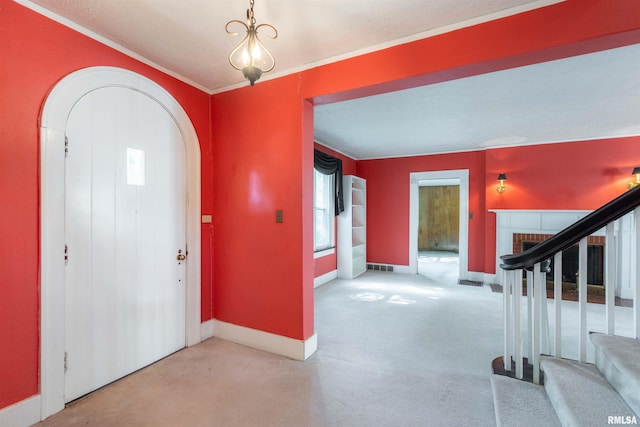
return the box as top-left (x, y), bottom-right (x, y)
top-left (314, 247), bottom-right (335, 259)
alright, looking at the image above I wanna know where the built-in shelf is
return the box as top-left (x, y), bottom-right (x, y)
top-left (338, 175), bottom-right (367, 279)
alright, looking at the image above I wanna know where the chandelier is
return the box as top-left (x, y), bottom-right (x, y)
top-left (225, 0), bottom-right (278, 86)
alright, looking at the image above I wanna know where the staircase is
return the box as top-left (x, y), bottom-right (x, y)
top-left (491, 332), bottom-right (640, 426)
top-left (492, 186), bottom-right (640, 426)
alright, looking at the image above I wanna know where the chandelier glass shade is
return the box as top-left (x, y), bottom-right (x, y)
top-left (226, 0), bottom-right (278, 86)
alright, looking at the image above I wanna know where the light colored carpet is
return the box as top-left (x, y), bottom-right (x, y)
top-left (35, 269), bottom-right (504, 426)
top-left (541, 356), bottom-right (636, 427)
top-left (592, 333), bottom-right (640, 416)
top-left (490, 374), bottom-right (560, 427)
top-left (417, 251), bottom-right (459, 284)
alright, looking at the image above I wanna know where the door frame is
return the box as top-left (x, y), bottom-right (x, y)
top-left (409, 170), bottom-right (469, 279)
top-left (39, 67), bottom-right (201, 418)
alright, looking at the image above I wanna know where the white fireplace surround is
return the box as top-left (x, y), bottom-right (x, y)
top-left (490, 209), bottom-right (636, 300)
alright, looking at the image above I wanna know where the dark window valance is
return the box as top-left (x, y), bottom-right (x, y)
top-left (314, 148), bottom-right (344, 216)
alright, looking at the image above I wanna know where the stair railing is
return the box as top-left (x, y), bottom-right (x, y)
top-left (499, 185), bottom-right (640, 384)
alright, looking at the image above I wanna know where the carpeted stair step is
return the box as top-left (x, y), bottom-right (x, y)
top-left (541, 356), bottom-right (636, 427)
top-left (490, 374), bottom-right (561, 427)
top-left (591, 333), bottom-right (640, 416)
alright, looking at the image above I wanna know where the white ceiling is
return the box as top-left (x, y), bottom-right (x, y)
top-left (315, 44), bottom-right (640, 159)
top-left (20, 0), bottom-right (640, 160)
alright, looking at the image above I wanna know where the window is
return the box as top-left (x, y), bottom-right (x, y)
top-left (314, 169), bottom-right (334, 252)
top-left (126, 148), bottom-right (145, 186)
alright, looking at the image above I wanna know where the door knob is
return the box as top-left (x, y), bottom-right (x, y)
top-left (177, 249), bottom-right (186, 261)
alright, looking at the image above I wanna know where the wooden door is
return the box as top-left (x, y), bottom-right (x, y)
top-left (418, 185), bottom-right (460, 252)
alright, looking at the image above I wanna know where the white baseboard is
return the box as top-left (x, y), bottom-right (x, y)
top-left (314, 270), bottom-right (337, 288)
top-left (392, 265), bottom-right (412, 274)
top-left (212, 320), bottom-right (317, 361)
top-left (482, 272), bottom-right (499, 285)
top-left (620, 288), bottom-right (634, 300)
top-left (0, 395), bottom-right (41, 427)
top-left (200, 319), bottom-right (215, 341)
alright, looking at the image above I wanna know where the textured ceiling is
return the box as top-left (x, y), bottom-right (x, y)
top-left (18, 0), bottom-right (640, 160)
top-left (314, 44), bottom-right (640, 159)
top-left (21, 0), bottom-right (556, 92)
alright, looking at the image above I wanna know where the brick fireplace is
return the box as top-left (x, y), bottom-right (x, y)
top-left (491, 209), bottom-right (636, 299)
top-left (511, 233), bottom-right (605, 255)
top-left (512, 233), bottom-right (605, 285)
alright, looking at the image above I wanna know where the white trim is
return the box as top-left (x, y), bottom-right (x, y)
top-left (489, 209), bottom-right (594, 215)
top-left (15, 0), bottom-right (563, 95)
top-left (409, 170), bottom-right (470, 279)
top-left (212, 320), bottom-right (318, 361)
top-left (0, 395), bottom-right (41, 427)
top-left (13, 0), bottom-right (210, 94)
top-left (484, 272), bottom-right (499, 285)
top-left (314, 139), bottom-right (355, 161)
top-left (491, 209), bottom-right (594, 284)
top-left (304, 334), bottom-right (319, 360)
top-left (314, 247), bottom-right (335, 259)
top-left (390, 265), bottom-right (413, 274)
top-left (211, 0), bottom-right (564, 94)
top-left (314, 270), bottom-right (337, 288)
top-left (200, 320), bottom-right (215, 341)
top-left (492, 209), bottom-right (636, 299)
top-left (39, 67), bottom-right (201, 419)
top-left (336, 135), bottom-right (640, 161)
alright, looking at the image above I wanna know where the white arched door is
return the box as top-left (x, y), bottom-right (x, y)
top-left (40, 67), bottom-right (202, 418)
top-left (64, 87), bottom-right (187, 401)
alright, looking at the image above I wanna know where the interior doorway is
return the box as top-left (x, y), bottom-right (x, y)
top-left (417, 182), bottom-right (460, 282)
top-left (409, 170), bottom-right (469, 280)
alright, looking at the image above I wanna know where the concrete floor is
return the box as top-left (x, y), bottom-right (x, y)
top-left (35, 259), bottom-right (633, 426)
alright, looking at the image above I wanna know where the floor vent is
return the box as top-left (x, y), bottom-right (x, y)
top-left (367, 263), bottom-right (394, 272)
top-left (458, 279), bottom-right (483, 287)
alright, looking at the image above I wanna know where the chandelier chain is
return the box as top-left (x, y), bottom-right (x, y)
top-left (247, 0), bottom-right (256, 27)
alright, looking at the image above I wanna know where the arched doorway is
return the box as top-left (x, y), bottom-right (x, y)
top-left (39, 67), bottom-right (201, 418)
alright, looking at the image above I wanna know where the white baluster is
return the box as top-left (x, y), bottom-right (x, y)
top-left (606, 222), bottom-right (615, 335)
top-left (503, 269), bottom-right (512, 372)
top-left (554, 251), bottom-right (562, 358)
top-left (634, 208), bottom-right (640, 339)
top-left (579, 237), bottom-right (588, 362)
top-left (514, 269), bottom-right (523, 379)
top-left (526, 269), bottom-right (533, 362)
top-left (540, 266), bottom-right (550, 356)
top-left (533, 262), bottom-right (542, 384)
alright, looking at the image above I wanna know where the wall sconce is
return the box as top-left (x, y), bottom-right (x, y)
top-left (628, 167), bottom-right (640, 189)
top-left (226, 0), bottom-right (278, 86)
top-left (496, 173), bottom-right (507, 193)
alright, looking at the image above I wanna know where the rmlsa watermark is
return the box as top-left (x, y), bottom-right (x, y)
top-left (608, 415), bottom-right (638, 425)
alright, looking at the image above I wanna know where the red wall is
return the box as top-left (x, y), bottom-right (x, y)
top-left (356, 138), bottom-right (640, 276)
top-left (0, 0), bottom-right (212, 409)
top-left (485, 138), bottom-right (640, 211)
top-left (3, 0), bottom-right (640, 414)
top-left (211, 76), bottom-right (312, 339)
top-left (483, 137), bottom-right (640, 273)
top-left (357, 151), bottom-right (486, 269)
top-left (313, 143), bottom-right (357, 278)
top-left (210, 0), bottom-right (640, 348)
